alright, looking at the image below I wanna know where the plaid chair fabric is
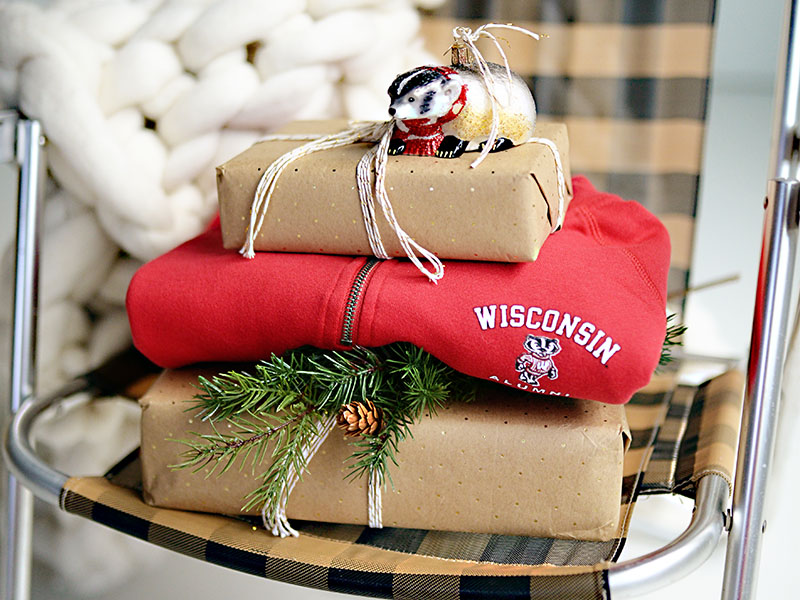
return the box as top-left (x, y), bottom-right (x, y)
top-left (55, 2), bottom-right (723, 597)
top-left (59, 369), bottom-right (743, 600)
top-left (422, 0), bottom-right (716, 297)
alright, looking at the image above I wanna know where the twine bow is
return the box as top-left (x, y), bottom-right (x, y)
top-left (240, 23), bottom-right (564, 281)
top-left (241, 121), bottom-right (445, 283)
top-left (451, 23), bottom-right (543, 168)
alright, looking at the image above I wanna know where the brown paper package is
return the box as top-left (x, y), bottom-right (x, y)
top-left (216, 120), bottom-right (572, 262)
top-left (141, 367), bottom-right (629, 541)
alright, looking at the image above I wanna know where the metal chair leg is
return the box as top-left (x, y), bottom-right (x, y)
top-left (2, 111), bottom-right (46, 600)
top-left (722, 0), bottom-right (800, 596)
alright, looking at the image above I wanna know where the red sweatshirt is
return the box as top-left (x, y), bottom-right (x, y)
top-left (127, 176), bottom-right (670, 404)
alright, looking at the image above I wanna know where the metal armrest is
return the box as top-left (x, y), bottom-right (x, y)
top-left (609, 475), bottom-right (729, 598)
top-left (3, 380), bottom-right (86, 506)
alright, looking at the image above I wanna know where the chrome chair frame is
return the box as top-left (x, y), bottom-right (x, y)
top-left (3, 1), bottom-right (799, 596)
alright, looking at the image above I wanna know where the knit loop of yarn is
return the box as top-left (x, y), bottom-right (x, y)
top-left (0, 0), bottom-right (439, 589)
top-left (0, 0), bottom-right (438, 389)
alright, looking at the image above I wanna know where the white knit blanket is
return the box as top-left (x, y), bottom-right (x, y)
top-left (0, 0), bottom-right (438, 391)
top-left (0, 0), bottom-right (439, 593)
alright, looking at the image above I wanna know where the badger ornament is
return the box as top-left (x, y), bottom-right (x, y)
top-left (387, 60), bottom-right (536, 159)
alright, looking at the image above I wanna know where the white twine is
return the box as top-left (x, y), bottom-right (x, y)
top-left (368, 470), bottom-right (383, 529)
top-left (261, 412), bottom-right (338, 538)
top-left (528, 137), bottom-right (568, 232)
top-left (356, 129), bottom-right (391, 259)
top-left (240, 24), bottom-right (549, 281)
top-left (242, 120), bottom-right (445, 282)
top-left (241, 121), bottom-right (390, 259)
top-left (451, 23), bottom-right (542, 169)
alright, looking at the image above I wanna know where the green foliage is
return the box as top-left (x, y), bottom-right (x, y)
top-left (172, 342), bottom-right (476, 518)
top-left (660, 314), bottom-right (687, 367)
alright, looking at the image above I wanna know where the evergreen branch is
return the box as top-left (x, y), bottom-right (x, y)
top-left (191, 357), bottom-right (309, 421)
top-left (660, 314), bottom-right (687, 366)
top-left (241, 410), bottom-right (327, 513)
top-left (170, 408), bottom-right (313, 477)
top-left (302, 346), bottom-right (384, 410)
top-left (173, 342), bottom-right (500, 518)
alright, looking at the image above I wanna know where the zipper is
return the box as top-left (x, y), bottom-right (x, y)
top-left (340, 257), bottom-right (381, 346)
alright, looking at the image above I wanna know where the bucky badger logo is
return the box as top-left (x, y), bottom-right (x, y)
top-left (515, 335), bottom-right (561, 386)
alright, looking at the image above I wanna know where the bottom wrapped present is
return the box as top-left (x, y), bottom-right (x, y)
top-left (140, 367), bottom-right (630, 541)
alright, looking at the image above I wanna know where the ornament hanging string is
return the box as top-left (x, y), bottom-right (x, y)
top-left (451, 23), bottom-right (542, 169)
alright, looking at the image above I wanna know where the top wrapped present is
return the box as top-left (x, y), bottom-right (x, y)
top-left (217, 120), bottom-right (571, 263)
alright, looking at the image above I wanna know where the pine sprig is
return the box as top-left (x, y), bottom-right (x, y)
top-left (242, 409), bottom-right (325, 513)
top-left (174, 342), bottom-right (476, 520)
top-left (175, 331), bottom-right (682, 523)
top-left (660, 314), bottom-right (687, 366)
top-left (171, 409), bottom-right (311, 477)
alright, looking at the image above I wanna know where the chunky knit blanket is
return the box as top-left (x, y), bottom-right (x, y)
top-left (0, 0), bottom-right (437, 390)
top-left (0, 0), bottom-right (438, 593)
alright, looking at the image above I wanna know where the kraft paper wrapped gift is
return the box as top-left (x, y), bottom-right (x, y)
top-left (216, 120), bottom-right (572, 262)
top-left (140, 366), bottom-right (630, 541)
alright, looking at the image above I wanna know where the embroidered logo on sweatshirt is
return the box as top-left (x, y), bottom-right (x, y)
top-left (515, 335), bottom-right (560, 386)
top-left (472, 304), bottom-right (622, 366)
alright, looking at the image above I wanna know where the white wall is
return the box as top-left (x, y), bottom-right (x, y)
top-left (685, 1), bottom-right (785, 359)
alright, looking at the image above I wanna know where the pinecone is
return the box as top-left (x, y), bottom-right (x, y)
top-left (337, 400), bottom-right (383, 437)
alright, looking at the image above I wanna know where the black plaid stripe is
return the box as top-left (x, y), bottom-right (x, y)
top-left (639, 374), bottom-right (741, 496)
top-left (393, 573), bottom-right (460, 600)
top-left (263, 556), bottom-right (329, 590)
top-left (673, 375), bottom-right (741, 494)
top-left (534, 77), bottom-right (709, 121)
top-left (415, 531), bottom-right (493, 562)
top-left (330, 569), bottom-right (394, 597)
top-left (435, 0), bottom-right (714, 25)
top-left (420, 2), bottom-right (715, 301)
top-left (544, 539), bottom-right (618, 566)
top-left (479, 536), bottom-right (552, 565)
top-left (205, 540), bottom-right (267, 576)
top-left (528, 573), bottom-right (608, 599)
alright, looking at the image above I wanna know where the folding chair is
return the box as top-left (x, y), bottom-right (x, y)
top-left (2, 1), bottom-right (797, 599)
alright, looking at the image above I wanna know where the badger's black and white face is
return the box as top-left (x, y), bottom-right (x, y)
top-left (522, 335), bottom-right (561, 358)
top-left (387, 67), bottom-right (463, 121)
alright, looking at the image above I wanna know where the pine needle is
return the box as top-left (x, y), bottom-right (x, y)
top-left (660, 314), bottom-right (687, 366)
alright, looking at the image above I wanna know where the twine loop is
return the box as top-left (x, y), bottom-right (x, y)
top-left (451, 23), bottom-right (543, 168)
top-left (242, 120), bottom-right (445, 283)
top-left (262, 413), bottom-right (338, 538)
